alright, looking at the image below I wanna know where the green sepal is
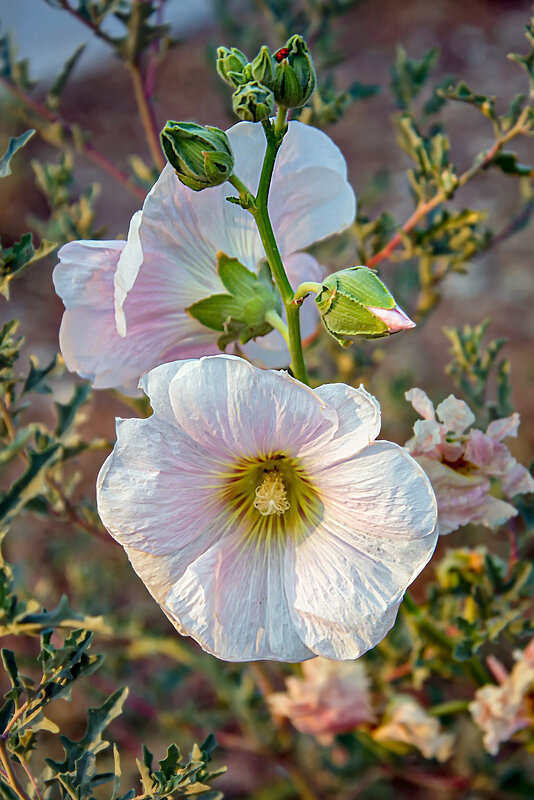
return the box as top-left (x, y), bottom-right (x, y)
top-left (273, 35), bottom-right (316, 108)
top-left (187, 253), bottom-right (281, 349)
top-left (315, 267), bottom-right (395, 345)
top-left (216, 46), bottom-right (248, 87)
top-left (251, 45), bottom-right (275, 86)
top-left (232, 81), bottom-right (274, 122)
top-left (160, 121), bottom-right (234, 191)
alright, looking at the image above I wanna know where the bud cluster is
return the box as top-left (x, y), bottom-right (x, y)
top-left (216, 35), bottom-right (316, 122)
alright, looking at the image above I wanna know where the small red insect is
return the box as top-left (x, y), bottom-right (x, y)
top-left (274, 47), bottom-right (290, 62)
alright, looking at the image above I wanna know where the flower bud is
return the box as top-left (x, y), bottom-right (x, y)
top-left (272, 34), bottom-right (316, 108)
top-left (315, 266), bottom-right (415, 346)
top-left (250, 45), bottom-right (275, 86)
top-left (216, 46), bottom-right (248, 87)
top-left (232, 80), bottom-right (274, 122)
top-left (160, 121), bottom-right (234, 191)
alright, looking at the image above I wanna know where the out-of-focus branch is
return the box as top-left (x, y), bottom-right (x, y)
top-left (367, 108), bottom-right (531, 269)
top-left (57, 0), bottom-right (165, 171)
top-left (0, 75), bottom-right (146, 200)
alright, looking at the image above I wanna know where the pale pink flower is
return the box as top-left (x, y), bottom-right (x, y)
top-left (267, 657), bottom-right (375, 742)
top-left (373, 697), bottom-right (454, 762)
top-left (405, 389), bottom-right (534, 535)
top-left (97, 355), bottom-right (438, 661)
top-left (53, 121), bottom-right (356, 389)
top-left (469, 640), bottom-right (534, 755)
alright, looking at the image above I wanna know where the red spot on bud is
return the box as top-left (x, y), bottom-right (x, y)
top-left (274, 47), bottom-right (290, 63)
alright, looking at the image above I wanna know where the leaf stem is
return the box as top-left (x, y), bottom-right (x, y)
top-left (367, 108), bottom-right (531, 269)
top-left (264, 309), bottom-right (290, 346)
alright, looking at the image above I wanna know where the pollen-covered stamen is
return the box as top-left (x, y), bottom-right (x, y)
top-left (254, 470), bottom-right (290, 516)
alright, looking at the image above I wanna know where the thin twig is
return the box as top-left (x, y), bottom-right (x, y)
top-left (0, 739), bottom-right (32, 800)
top-left (129, 63), bottom-right (165, 171)
top-left (367, 111), bottom-right (531, 269)
top-left (58, 0), bottom-right (117, 46)
top-left (0, 76), bottom-right (146, 201)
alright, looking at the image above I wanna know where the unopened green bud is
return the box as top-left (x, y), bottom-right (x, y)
top-left (216, 46), bottom-right (248, 87)
top-left (272, 35), bottom-right (316, 108)
top-left (160, 121), bottom-right (234, 191)
top-left (251, 45), bottom-right (275, 85)
top-left (315, 266), bottom-right (415, 346)
top-left (232, 80), bottom-right (274, 122)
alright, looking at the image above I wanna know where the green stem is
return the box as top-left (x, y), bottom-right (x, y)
top-left (293, 281), bottom-right (322, 303)
top-left (264, 309), bottom-right (290, 346)
top-left (229, 112), bottom-right (309, 384)
top-left (427, 699), bottom-right (471, 717)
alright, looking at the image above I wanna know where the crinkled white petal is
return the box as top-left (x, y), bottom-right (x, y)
top-left (167, 355), bottom-right (338, 461)
top-left (166, 534), bottom-right (314, 661)
top-left (305, 383), bottom-right (381, 468)
top-left (312, 442), bottom-right (438, 540)
top-left (97, 416), bottom-right (223, 556)
top-left (486, 413), bottom-right (520, 442)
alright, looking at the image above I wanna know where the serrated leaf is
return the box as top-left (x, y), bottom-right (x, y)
top-left (390, 46), bottom-right (439, 110)
top-left (47, 44), bottom-right (86, 111)
top-left (55, 383), bottom-right (91, 437)
top-left (0, 444), bottom-right (61, 526)
top-left (491, 151), bottom-right (533, 177)
top-left (0, 130), bottom-right (35, 178)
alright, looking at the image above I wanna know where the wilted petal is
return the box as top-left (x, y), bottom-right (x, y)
top-left (406, 419), bottom-right (444, 456)
top-left (465, 428), bottom-right (495, 468)
top-left (405, 388), bottom-right (436, 421)
top-left (436, 394), bottom-right (475, 433)
top-left (374, 697), bottom-right (454, 762)
top-left (487, 413), bottom-right (520, 442)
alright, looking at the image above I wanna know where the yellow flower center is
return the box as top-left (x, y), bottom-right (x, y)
top-left (218, 453), bottom-right (322, 546)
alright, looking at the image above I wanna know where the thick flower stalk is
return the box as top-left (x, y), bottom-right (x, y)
top-left (267, 657), bottom-right (375, 742)
top-left (405, 388), bottom-right (534, 534)
top-left (53, 121), bottom-right (355, 389)
top-left (97, 355), bottom-right (438, 662)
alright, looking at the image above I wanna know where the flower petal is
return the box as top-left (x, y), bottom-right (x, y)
top-left (436, 394), bottom-right (475, 433)
top-left (305, 383), bottom-right (381, 468)
top-left (167, 355), bottom-right (338, 461)
top-left (405, 388), bottom-right (436, 420)
top-left (313, 442), bottom-right (438, 540)
top-left (165, 535), bottom-right (314, 661)
top-left (97, 416), bottom-right (223, 556)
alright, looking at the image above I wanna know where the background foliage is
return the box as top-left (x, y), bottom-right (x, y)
top-left (1, 0), bottom-right (534, 797)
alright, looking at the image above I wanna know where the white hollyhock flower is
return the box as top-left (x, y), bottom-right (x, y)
top-left (53, 121), bottom-right (356, 389)
top-left (97, 355), bottom-right (438, 662)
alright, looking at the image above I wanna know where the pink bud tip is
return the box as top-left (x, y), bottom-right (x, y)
top-left (367, 304), bottom-right (416, 333)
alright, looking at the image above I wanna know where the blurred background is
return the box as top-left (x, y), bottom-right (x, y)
top-left (1, 1), bottom-right (533, 797)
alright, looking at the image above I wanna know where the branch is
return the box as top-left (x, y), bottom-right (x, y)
top-left (0, 76), bottom-right (146, 201)
top-left (367, 109), bottom-right (531, 269)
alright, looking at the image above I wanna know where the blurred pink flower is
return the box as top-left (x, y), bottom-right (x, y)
top-left (53, 121), bottom-right (356, 389)
top-left (97, 355), bottom-right (438, 661)
top-left (267, 657), bottom-right (375, 743)
top-left (373, 696), bottom-right (454, 761)
top-left (405, 389), bottom-right (534, 535)
top-left (469, 640), bottom-right (534, 755)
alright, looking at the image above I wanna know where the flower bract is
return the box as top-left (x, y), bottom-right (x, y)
top-left (97, 355), bottom-right (438, 662)
top-left (53, 121), bottom-right (356, 389)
